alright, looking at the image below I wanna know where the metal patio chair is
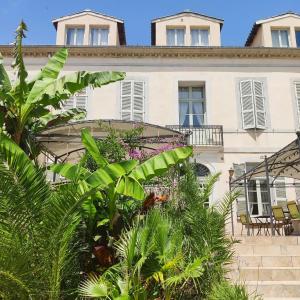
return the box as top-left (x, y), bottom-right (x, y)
top-left (239, 214), bottom-right (261, 236)
top-left (287, 201), bottom-right (300, 219)
top-left (272, 205), bottom-right (292, 235)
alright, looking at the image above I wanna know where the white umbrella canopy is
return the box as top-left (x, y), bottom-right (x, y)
top-left (36, 119), bottom-right (187, 163)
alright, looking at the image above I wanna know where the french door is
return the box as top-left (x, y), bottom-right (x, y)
top-left (248, 179), bottom-right (270, 216)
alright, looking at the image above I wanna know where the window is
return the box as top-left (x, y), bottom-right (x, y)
top-left (179, 86), bottom-right (206, 127)
top-left (296, 31), bottom-right (300, 48)
top-left (167, 28), bottom-right (185, 46)
top-left (191, 29), bottom-right (209, 46)
top-left (121, 80), bottom-right (145, 121)
top-left (90, 28), bottom-right (109, 46)
top-left (271, 29), bottom-right (289, 47)
top-left (239, 80), bottom-right (266, 129)
top-left (66, 27), bottom-right (84, 45)
top-left (62, 88), bottom-right (88, 111)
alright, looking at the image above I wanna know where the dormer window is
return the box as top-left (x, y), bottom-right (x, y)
top-left (191, 29), bottom-right (209, 46)
top-left (271, 29), bottom-right (290, 47)
top-left (167, 28), bottom-right (185, 46)
top-left (296, 30), bottom-right (300, 48)
top-left (66, 27), bottom-right (84, 45)
top-left (90, 27), bottom-right (109, 46)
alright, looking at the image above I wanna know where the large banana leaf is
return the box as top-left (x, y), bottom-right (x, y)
top-left (81, 128), bottom-right (108, 168)
top-left (21, 71), bottom-right (125, 126)
top-left (0, 54), bottom-right (12, 93)
top-left (129, 146), bottom-right (193, 182)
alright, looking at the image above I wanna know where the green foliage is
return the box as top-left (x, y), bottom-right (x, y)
top-left (208, 280), bottom-right (261, 300)
top-left (79, 209), bottom-right (205, 299)
top-left (0, 134), bottom-right (95, 299)
top-left (0, 21), bottom-right (125, 157)
top-left (166, 162), bottom-right (239, 299)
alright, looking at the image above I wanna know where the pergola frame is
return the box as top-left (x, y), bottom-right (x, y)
top-left (229, 132), bottom-right (300, 236)
top-left (36, 118), bottom-right (189, 166)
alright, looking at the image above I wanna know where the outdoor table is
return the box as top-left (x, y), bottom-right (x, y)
top-left (254, 215), bottom-right (271, 235)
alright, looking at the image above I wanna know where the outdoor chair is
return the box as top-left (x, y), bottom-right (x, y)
top-left (239, 214), bottom-right (260, 236)
top-left (272, 206), bottom-right (292, 235)
top-left (287, 201), bottom-right (300, 219)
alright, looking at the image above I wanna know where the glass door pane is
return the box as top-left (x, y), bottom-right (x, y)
top-left (248, 180), bottom-right (259, 215)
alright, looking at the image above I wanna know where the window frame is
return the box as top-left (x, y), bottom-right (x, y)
top-left (89, 26), bottom-right (109, 46)
top-left (166, 27), bottom-right (186, 46)
top-left (271, 28), bottom-right (290, 48)
top-left (190, 27), bottom-right (210, 46)
top-left (178, 85), bottom-right (206, 127)
top-left (65, 27), bottom-right (85, 46)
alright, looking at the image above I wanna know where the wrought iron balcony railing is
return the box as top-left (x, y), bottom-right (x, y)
top-left (166, 125), bottom-right (223, 146)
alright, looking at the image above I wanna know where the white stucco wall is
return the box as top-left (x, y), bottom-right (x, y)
top-left (3, 53), bottom-right (300, 230)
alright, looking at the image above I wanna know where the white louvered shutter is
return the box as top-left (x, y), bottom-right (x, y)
top-left (121, 81), bottom-right (132, 121)
top-left (240, 80), bottom-right (255, 129)
top-left (62, 88), bottom-right (87, 110)
top-left (75, 89), bottom-right (87, 109)
top-left (253, 81), bottom-right (266, 129)
top-left (121, 80), bottom-right (145, 121)
top-left (133, 81), bottom-right (145, 121)
top-left (295, 83), bottom-right (300, 126)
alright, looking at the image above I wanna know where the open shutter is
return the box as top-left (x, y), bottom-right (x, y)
top-left (253, 81), bottom-right (266, 129)
top-left (295, 83), bottom-right (300, 126)
top-left (63, 97), bottom-right (75, 110)
top-left (240, 80), bottom-right (255, 129)
top-left (75, 88), bottom-right (87, 110)
top-left (133, 81), bottom-right (145, 121)
top-left (275, 177), bottom-right (287, 208)
top-left (121, 81), bottom-right (132, 121)
top-left (233, 163), bottom-right (246, 215)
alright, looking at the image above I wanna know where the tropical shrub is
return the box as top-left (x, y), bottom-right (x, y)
top-left (165, 163), bottom-right (239, 299)
top-left (0, 22), bottom-right (125, 158)
top-left (0, 133), bottom-right (94, 299)
top-left (208, 280), bottom-right (261, 300)
top-left (79, 209), bottom-right (205, 300)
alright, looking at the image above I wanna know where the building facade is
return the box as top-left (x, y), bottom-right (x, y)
top-left (2, 10), bottom-right (300, 227)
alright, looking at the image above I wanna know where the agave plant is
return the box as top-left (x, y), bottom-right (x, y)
top-left (79, 209), bottom-right (205, 300)
top-left (0, 133), bottom-right (102, 299)
top-left (0, 21), bottom-right (125, 158)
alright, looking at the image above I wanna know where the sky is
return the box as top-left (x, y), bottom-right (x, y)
top-left (1, 0), bottom-right (300, 46)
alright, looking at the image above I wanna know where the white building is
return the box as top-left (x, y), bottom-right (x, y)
top-left (2, 10), bottom-right (300, 226)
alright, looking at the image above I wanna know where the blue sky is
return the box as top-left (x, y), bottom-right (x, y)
top-left (1, 0), bottom-right (300, 46)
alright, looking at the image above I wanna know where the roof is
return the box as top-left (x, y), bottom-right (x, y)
top-left (245, 12), bottom-right (300, 46)
top-left (52, 9), bottom-right (126, 45)
top-left (151, 11), bottom-right (224, 24)
top-left (2, 45), bottom-right (300, 59)
top-left (231, 133), bottom-right (300, 184)
top-left (36, 119), bottom-right (187, 163)
top-left (151, 11), bottom-right (223, 46)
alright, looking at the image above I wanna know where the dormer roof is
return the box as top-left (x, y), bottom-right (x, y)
top-left (245, 12), bottom-right (300, 46)
top-left (52, 9), bottom-right (126, 45)
top-left (151, 11), bottom-right (223, 46)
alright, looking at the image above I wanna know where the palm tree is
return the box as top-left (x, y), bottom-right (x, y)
top-left (0, 133), bottom-right (97, 299)
top-left (0, 21), bottom-right (125, 157)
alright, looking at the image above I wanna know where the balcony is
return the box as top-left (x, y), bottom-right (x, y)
top-left (166, 125), bottom-right (223, 147)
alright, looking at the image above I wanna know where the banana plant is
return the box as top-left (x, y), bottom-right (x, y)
top-left (0, 21), bottom-right (125, 158)
top-left (51, 128), bottom-right (193, 234)
top-left (51, 128), bottom-right (193, 201)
